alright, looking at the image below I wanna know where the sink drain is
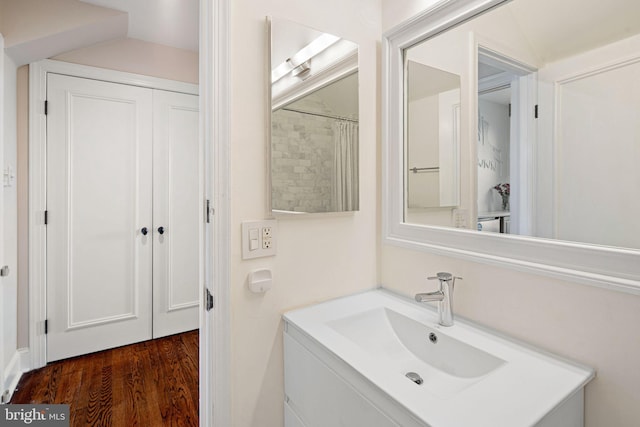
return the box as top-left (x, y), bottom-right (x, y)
top-left (429, 332), bottom-right (438, 344)
top-left (405, 372), bottom-right (423, 385)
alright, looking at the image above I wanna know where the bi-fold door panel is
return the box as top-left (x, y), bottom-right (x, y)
top-left (152, 90), bottom-right (200, 338)
top-left (46, 73), bottom-right (154, 362)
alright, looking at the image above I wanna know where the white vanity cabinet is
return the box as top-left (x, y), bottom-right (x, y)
top-left (283, 290), bottom-right (594, 427)
top-left (284, 325), bottom-right (425, 427)
top-left (284, 333), bottom-right (400, 427)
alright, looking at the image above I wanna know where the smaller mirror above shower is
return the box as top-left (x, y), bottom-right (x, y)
top-left (268, 17), bottom-right (359, 214)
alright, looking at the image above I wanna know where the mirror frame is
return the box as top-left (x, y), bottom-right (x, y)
top-left (382, 0), bottom-right (640, 294)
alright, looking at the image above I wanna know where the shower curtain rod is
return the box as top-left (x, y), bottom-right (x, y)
top-left (280, 107), bottom-right (359, 123)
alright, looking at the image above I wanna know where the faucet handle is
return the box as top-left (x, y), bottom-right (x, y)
top-left (428, 272), bottom-right (453, 281)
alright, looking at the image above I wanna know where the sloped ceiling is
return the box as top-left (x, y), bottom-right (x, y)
top-left (0, 0), bottom-right (127, 65)
top-left (287, 72), bottom-right (359, 119)
top-left (79, 0), bottom-right (198, 52)
top-left (0, 0), bottom-right (198, 66)
top-left (505, 0), bottom-right (640, 64)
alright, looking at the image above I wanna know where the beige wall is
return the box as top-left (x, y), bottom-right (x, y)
top-left (229, 0), bottom-right (380, 425)
top-left (2, 48), bottom-right (19, 379)
top-left (381, 1), bottom-right (640, 426)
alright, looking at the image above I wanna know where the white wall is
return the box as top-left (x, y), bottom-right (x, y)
top-left (3, 53), bottom-right (17, 365)
top-left (407, 95), bottom-right (440, 207)
top-left (230, 0), bottom-right (379, 425)
top-left (2, 47), bottom-right (20, 400)
top-left (382, 1), bottom-right (640, 426)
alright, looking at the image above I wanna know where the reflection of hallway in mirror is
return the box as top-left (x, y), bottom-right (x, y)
top-left (476, 50), bottom-right (537, 236)
top-left (10, 331), bottom-right (199, 426)
top-left (477, 89), bottom-right (511, 215)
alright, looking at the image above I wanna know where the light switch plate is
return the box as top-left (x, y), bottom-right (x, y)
top-left (242, 220), bottom-right (277, 259)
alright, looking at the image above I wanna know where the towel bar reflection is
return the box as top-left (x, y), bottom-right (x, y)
top-left (410, 166), bottom-right (440, 173)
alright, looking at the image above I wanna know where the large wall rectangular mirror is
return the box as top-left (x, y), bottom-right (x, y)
top-left (268, 17), bottom-right (359, 214)
top-left (383, 0), bottom-right (640, 290)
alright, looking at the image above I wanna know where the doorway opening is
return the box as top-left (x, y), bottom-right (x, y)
top-left (476, 48), bottom-right (537, 236)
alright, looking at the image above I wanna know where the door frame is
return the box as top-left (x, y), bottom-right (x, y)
top-left (200, 0), bottom-right (231, 425)
top-left (476, 43), bottom-right (538, 236)
top-left (0, 32), bottom-right (6, 400)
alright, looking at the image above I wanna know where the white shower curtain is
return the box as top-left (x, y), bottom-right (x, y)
top-left (333, 121), bottom-right (359, 211)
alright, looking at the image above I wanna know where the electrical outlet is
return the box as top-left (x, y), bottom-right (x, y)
top-left (262, 227), bottom-right (272, 239)
top-left (263, 237), bottom-right (272, 249)
top-left (453, 209), bottom-right (468, 228)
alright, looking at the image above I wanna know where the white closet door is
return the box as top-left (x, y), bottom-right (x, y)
top-left (46, 74), bottom-right (153, 362)
top-left (152, 90), bottom-right (199, 338)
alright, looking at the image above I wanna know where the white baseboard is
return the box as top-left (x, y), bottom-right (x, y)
top-left (1, 348), bottom-right (29, 403)
top-left (18, 348), bottom-right (30, 373)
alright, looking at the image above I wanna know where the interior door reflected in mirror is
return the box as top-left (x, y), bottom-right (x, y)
top-left (269, 17), bottom-right (359, 214)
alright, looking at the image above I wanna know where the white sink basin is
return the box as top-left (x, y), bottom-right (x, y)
top-left (284, 289), bottom-right (594, 427)
top-left (328, 307), bottom-right (505, 397)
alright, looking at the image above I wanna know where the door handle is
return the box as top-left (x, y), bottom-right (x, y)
top-left (141, 227), bottom-right (148, 236)
top-left (158, 226), bottom-right (165, 235)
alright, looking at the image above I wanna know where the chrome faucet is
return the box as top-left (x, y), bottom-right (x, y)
top-left (415, 272), bottom-right (462, 327)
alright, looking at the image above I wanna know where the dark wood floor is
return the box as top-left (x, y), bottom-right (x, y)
top-left (11, 330), bottom-right (199, 427)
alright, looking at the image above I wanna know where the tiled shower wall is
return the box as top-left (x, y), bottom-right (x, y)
top-left (271, 108), bottom-right (334, 212)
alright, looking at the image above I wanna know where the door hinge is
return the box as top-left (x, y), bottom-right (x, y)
top-left (508, 103), bottom-right (511, 118)
top-left (44, 319), bottom-right (48, 334)
top-left (44, 210), bottom-right (48, 225)
top-left (206, 199), bottom-right (213, 223)
top-left (534, 104), bottom-right (539, 119)
top-left (0, 266), bottom-right (9, 277)
top-left (205, 288), bottom-right (214, 311)
top-left (44, 100), bottom-right (48, 115)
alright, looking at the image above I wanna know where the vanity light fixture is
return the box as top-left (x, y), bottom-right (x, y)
top-left (271, 33), bottom-right (340, 82)
top-left (290, 59), bottom-right (311, 78)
